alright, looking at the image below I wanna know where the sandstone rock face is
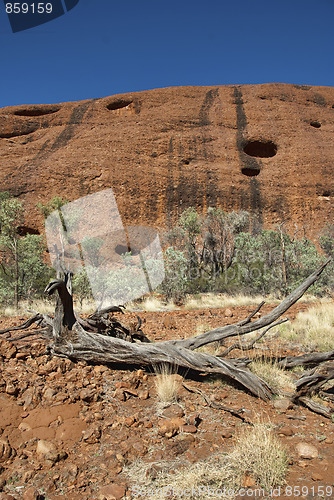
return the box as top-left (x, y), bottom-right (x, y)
top-left (0, 83), bottom-right (333, 239)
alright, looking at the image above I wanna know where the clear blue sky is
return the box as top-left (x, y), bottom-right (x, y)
top-left (1, 0), bottom-right (333, 107)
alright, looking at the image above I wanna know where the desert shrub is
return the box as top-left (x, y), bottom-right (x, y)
top-left (228, 230), bottom-right (324, 297)
top-left (0, 193), bottom-right (53, 307)
top-left (72, 267), bottom-right (93, 307)
top-left (159, 247), bottom-right (188, 301)
top-left (319, 223), bottom-right (334, 293)
top-left (161, 207), bottom-right (332, 299)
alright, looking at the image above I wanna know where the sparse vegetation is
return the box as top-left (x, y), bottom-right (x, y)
top-left (153, 364), bottom-right (183, 403)
top-left (250, 359), bottom-right (295, 394)
top-left (280, 302), bottom-right (334, 352)
top-left (126, 421), bottom-right (288, 498)
top-left (0, 192), bottom-right (54, 308)
top-left (160, 207), bottom-right (333, 301)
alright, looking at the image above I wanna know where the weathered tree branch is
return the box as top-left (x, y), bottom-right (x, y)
top-left (1, 259), bottom-right (331, 406)
top-left (279, 350), bottom-right (334, 369)
top-left (219, 318), bottom-right (288, 357)
top-left (174, 258), bottom-right (331, 351)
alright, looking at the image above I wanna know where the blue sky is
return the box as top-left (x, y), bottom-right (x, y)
top-left (1, 0), bottom-right (333, 107)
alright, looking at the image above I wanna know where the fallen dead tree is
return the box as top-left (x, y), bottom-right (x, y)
top-left (0, 259), bottom-right (332, 412)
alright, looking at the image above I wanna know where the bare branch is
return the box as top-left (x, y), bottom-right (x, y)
top-left (175, 258), bottom-right (331, 351)
top-left (219, 318), bottom-right (288, 357)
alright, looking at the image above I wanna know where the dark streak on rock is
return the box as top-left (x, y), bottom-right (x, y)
top-left (233, 86), bottom-right (263, 226)
top-left (51, 102), bottom-right (92, 151)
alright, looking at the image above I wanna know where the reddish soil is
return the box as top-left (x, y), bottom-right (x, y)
top-left (0, 84), bottom-right (333, 241)
top-left (0, 301), bottom-right (333, 499)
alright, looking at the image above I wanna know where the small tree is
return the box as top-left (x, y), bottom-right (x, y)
top-left (0, 192), bottom-right (53, 307)
top-left (0, 193), bottom-right (24, 308)
top-left (72, 267), bottom-right (93, 308)
top-left (37, 196), bottom-right (69, 219)
top-left (160, 247), bottom-right (188, 301)
top-left (202, 208), bottom-right (249, 279)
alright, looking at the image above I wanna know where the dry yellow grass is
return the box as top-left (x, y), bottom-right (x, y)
top-left (184, 292), bottom-right (271, 310)
top-left (153, 364), bottom-right (183, 403)
top-left (126, 421), bottom-right (287, 498)
top-left (280, 302), bottom-right (334, 352)
top-left (250, 358), bottom-right (295, 394)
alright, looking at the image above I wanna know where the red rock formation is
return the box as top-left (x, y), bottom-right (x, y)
top-left (0, 83), bottom-right (333, 239)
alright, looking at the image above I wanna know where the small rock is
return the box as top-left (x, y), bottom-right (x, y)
top-left (4, 343), bottom-right (17, 359)
top-left (36, 440), bottom-right (57, 459)
top-left (162, 404), bottom-right (185, 419)
top-left (278, 426), bottom-right (294, 436)
top-left (98, 483), bottom-right (126, 500)
top-left (311, 472), bottom-right (323, 481)
top-left (180, 424), bottom-right (197, 434)
top-left (22, 487), bottom-right (40, 500)
top-left (5, 383), bottom-right (18, 396)
top-left (295, 442), bottom-right (318, 459)
top-left (124, 416), bottom-right (136, 427)
top-left (158, 417), bottom-right (185, 438)
top-left (188, 414), bottom-right (202, 427)
top-left (138, 389), bottom-right (149, 400)
top-left (18, 422), bottom-right (32, 433)
top-left (43, 388), bottom-right (56, 400)
top-left (113, 388), bottom-right (126, 401)
top-left (79, 388), bottom-right (96, 402)
top-left (162, 315), bottom-right (177, 329)
top-left (221, 430), bottom-right (233, 439)
top-left (131, 441), bottom-right (148, 456)
top-left (94, 365), bottom-right (108, 374)
top-left (123, 388), bottom-right (138, 398)
top-left (224, 308), bottom-right (233, 318)
top-left (297, 460), bottom-right (309, 468)
top-left (82, 425), bottom-right (101, 444)
top-left (114, 381), bottom-right (131, 389)
top-left (273, 398), bottom-right (293, 411)
top-left (0, 437), bottom-right (14, 463)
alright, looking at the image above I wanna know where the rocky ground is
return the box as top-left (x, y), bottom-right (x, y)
top-left (0, 301), bottom-right (333, 500)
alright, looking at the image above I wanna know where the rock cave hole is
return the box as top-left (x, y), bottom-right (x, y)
top-left (106, 99), bottom-right (133, 111)
top-left (241, 167), bottom-right (261, 177)
top-left (243, 140), bottom-right (277, 158)
top-left (310, 121), bottom-right (321, 128)
top-left (13, 106), bottom-right (60, 117)
top-left (115, 244), bottom-right (139, 256)
top-left (0, 128), bottom-right (38, 139)
top-left (17, 226), bottom-right (40, 236)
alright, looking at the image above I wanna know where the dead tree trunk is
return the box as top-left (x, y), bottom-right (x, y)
top-left (1, 259), bottom-right (331, 404)
top-left (39, 259), bottom-right (330, 401)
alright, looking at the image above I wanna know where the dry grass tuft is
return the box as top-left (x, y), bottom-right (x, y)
top-left (153, 364), bottom-right (183, 403)
top-left (230, 421), bottom-right (288, 491)
top-left (280, 302), bottom-right (334, 352)
top-left (184, 293), bottom-right (270, 310)
top-left (126, 421), bottom-right (287, 498)
top-left (250, 359), bottom-right (295, 394)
